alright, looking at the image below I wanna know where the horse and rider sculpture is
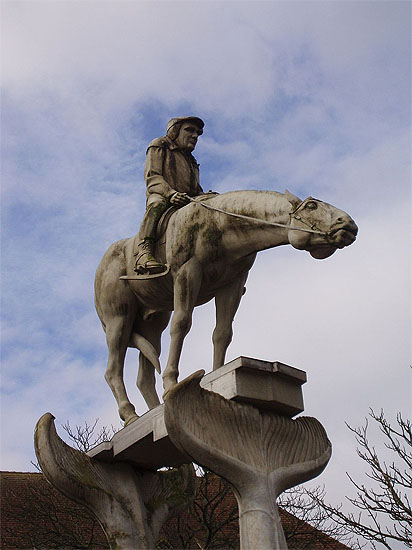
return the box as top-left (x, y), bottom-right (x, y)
top-left (95, 117), bottom-right (358, 425)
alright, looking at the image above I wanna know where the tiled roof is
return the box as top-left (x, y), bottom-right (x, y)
top-left (1, 471), bottom-right (350, 549)
top-left (1, 471), bottom-right (108, 550)
top-left (158, 473), bottom-right (351, 550)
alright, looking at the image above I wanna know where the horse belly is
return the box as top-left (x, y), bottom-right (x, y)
top-left (127, 275), bottom-right (175, 312)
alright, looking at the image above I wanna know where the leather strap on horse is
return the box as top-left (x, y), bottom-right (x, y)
top-left (188, 197), bottom-right (328, 236)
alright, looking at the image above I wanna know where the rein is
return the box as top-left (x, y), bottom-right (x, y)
top-left (189, 197), bottom-right (328, 236)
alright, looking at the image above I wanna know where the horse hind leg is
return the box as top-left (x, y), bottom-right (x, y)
top-left (137, 354), bottom-right (160, 410)
top-left (105, 317), bottom-right (138, 425)
top-left (135, 311), bottom-right (171, 409)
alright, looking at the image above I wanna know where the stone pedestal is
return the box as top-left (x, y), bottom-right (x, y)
top-left (163, 360), bottom-right (331, 550)
top-left (35, 357), bottom-right (330, 550)
top-left (34, 414), bottom-right (196, 550)
top-left (88, 404), bottom-right (188, 469)
top-left (201, 356), bottom-right (306, 416)
top-left (89, 356), bottom-right (307, 469)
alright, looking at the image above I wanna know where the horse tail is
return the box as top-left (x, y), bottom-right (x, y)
top-left (129, 332), bottom-right (161, 374)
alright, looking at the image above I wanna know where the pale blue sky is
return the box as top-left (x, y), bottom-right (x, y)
top-left (1, 2), bottom-right (411, 545)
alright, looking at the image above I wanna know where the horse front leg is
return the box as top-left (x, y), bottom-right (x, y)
top-left (212, 274), bottom-right (248, 370)
top-left (162, 260), bottom-right (202, 396)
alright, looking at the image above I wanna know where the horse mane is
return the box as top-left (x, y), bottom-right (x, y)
top-left (202, 189), bottom-right (288, 219)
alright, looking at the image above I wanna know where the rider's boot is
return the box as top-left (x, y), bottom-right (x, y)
top-left (134, 238), bottom-right (166, 275)
top-left (134, 199), bottom-right (169, 275)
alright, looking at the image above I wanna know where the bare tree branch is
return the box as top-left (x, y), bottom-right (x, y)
top-left (61, 418), bottom-right (117, 452)
top-left (304, 410), bottom-right (411, 549)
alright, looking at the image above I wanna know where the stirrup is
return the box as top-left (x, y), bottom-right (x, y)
top-left (120, 264), bottom-right (170, 280)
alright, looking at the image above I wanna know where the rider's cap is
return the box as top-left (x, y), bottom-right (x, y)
top-left (166, 117), bottom-right (204, 134)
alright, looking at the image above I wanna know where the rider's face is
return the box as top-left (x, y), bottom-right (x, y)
top-left (175, 122), bottom-right (202, 152)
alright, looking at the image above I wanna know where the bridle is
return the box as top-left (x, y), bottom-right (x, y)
top-left (189, 196), bottom-right (329, 237)
top-left (288, 196), bottom-right (329, 236)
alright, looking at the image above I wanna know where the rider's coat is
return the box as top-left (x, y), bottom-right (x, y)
top-left (144, 135), bottom-right (203, 201)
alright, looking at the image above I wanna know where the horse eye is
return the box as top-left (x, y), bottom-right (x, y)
top-left (305, 201), bottom-right (318, 210)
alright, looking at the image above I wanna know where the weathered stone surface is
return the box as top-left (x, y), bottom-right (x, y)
top-left (34, 413), bottom-right (196, 550)
top-left (201, 356), bottom-right (306, 417)
top-left (164, 370), bottom-right (332, 550)
top-left (95, 186), bottom-right (358, 424)
top-left (89, 357), bottom-right (307, 468)
top-left (34, 360), bottom-right (330, 549)
top-left (88, 404), bottom-right (190, 469)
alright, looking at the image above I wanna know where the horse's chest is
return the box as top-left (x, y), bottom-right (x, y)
top-left (197, 256), bottom-right (254, 301)
top-left (201, 261), bottom-right (233, 287)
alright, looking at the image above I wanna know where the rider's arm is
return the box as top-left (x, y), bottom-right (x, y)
top-left (144, 139), bottom-right (176, 200)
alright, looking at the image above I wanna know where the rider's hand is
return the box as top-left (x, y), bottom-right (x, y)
top-left (170, 192), bottom-right (191, 207)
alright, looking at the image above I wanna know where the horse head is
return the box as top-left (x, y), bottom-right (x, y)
top-left (285, 190), bottom-right (358, 259)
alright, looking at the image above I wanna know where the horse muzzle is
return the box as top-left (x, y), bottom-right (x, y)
top-left (308, 219), bottom-right (358, 259)
top-left (328, 220), bottom-right (358, 249)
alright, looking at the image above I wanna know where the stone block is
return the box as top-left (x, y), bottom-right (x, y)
top-left (201, 356), bottom-right (306, 417)
top-left (88, 404), bottom-right (189, 469)
top-left (88, 357), bottom-right (307, 469)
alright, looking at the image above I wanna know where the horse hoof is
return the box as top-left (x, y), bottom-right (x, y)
top-left (163, 384), bottom-right (176, 401)
top-left (124, 414), bottom-right (139, 426)
top-left (162, 379), bottom-right (177, 401)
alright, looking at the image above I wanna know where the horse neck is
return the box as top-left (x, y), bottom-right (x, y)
top-left (212, 190), bottom-right (291, 253)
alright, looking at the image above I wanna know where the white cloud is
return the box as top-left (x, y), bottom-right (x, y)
top-left (3, 1), bottom-right (409, 122)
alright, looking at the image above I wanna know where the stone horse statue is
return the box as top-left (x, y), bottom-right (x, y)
top-left (95, 190), bottom-right (358, 424)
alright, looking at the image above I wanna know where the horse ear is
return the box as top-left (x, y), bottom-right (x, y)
top-left (285, 190), bottom-right (302, 210)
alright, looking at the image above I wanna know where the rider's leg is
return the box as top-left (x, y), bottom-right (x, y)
top-left (135, 195), bottom-right (168, 274)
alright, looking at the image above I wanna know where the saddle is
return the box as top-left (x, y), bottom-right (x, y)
top-left (121, 193), bottom-right (218, 281)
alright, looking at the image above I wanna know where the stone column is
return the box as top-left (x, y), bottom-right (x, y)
top-left (34, 413), bottom-right (196, 550)
top-left (164, 368), bottom-right (332, 550)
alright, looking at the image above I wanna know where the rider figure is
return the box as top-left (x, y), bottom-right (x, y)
top-left (135, 116), bottom-right (205, 275)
